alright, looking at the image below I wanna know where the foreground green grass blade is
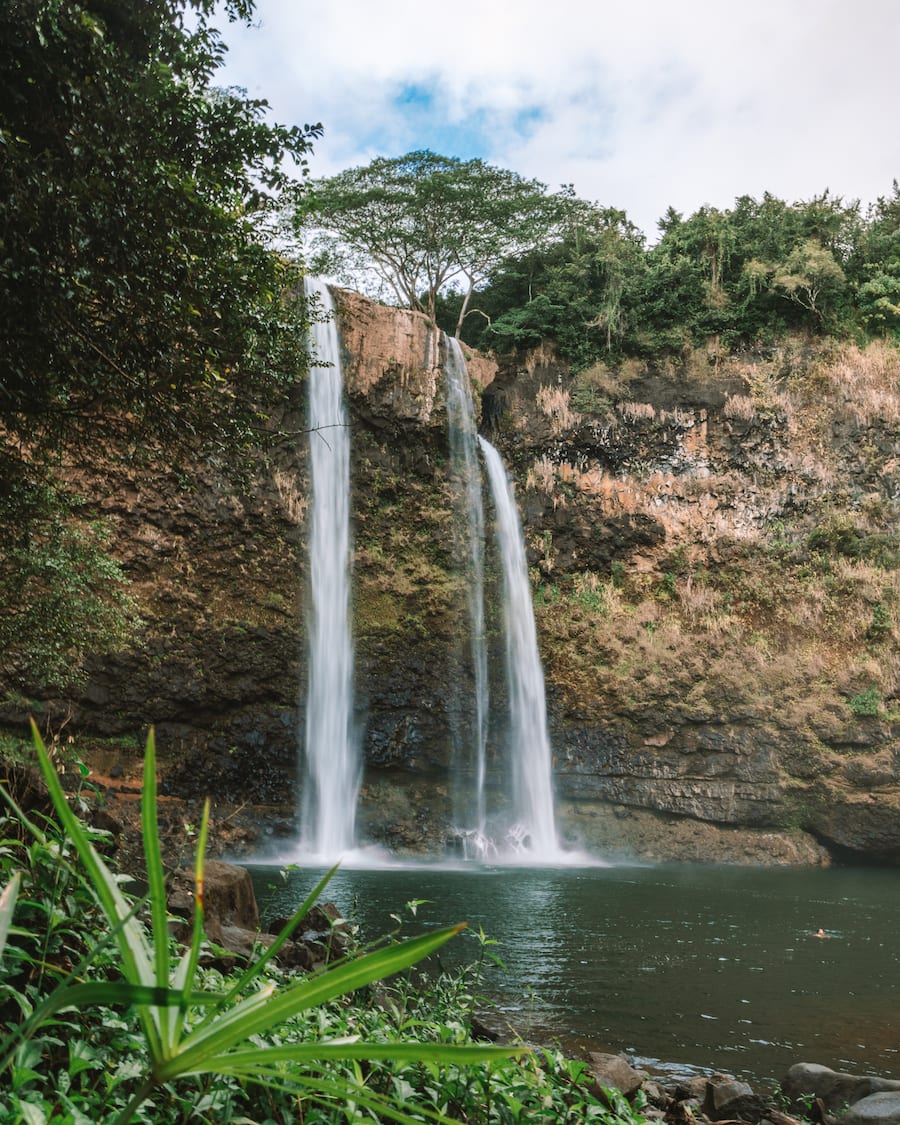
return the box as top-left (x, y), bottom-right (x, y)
top-left (140, 729), bottom-right (169, 991)
top-left (29, 981), bottom-right (222, 1021)
top-left (154, 922), bottom-right (471, 1080)
top-left (170, 797), bottom-right (212, 1047)
top-left (29, 721), bottom-right (163, 1058)
top-left (207, 1040), bottom-right (520, 1071)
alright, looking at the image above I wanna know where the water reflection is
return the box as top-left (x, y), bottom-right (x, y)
top-left (250, 863), bottom-right (900, 1086)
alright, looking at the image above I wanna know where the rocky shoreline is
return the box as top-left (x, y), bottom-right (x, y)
top-left (597, 1060), bottom-right (900, 1125)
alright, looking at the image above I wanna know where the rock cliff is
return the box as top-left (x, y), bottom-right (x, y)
top-left (8, 290), bottom-right (899, 864)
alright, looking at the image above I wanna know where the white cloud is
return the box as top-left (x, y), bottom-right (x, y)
top-left (219, 0), bottom-right (899, 236)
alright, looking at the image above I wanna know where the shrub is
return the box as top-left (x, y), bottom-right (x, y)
top-left (848, 687), bottom-right (882, 717)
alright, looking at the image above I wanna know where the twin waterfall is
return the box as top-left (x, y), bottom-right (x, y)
top-left (302, 283), bottom-right (561, 863)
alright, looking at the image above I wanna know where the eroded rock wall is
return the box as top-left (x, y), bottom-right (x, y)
top-left (485, 340), bottom-right (900, 862)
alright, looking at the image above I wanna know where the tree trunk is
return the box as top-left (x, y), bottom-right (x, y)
top-left (454, 279), bottom-right (475, 338)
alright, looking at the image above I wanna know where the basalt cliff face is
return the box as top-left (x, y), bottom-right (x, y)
top-left (10, 289), bottom-right (899, 864)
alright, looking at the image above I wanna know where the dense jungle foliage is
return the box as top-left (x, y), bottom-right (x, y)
top-left (432, 187), bottom-right (900, 366)
top-left (0, 0), bottom-right (320, 688)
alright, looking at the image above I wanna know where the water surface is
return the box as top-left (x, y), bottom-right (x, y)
top-left (251, 862), bottom-right (900, 1087)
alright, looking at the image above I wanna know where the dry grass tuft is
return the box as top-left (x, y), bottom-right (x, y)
top-left (830, 340), bottom-right (900, 426)
top-left (618, 401), bottom-right (656, 421)
top-left (535, 385), bottom-right (581, 433)
top-left (526, 456), bottom-right (557, 495)
top-left (723, 394), bottom-right (756, 420)
top-left (677, 576), bottom-right (733, 636)
top-left (274, 469), bottom-right (308, 524)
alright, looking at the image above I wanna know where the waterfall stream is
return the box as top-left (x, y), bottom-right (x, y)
top-left (301, 278), bottom-right (358, 859)
top-left (479, 435), bottom-right (561, 861)
top-left (444, 338), bottom-right (490, 844)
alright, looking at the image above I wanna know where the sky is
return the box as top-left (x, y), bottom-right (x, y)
top-left (217, 0), bottom-right (899, 239)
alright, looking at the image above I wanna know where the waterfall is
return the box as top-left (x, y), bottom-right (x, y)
top-left (444, 337), bottom-right (490, 846)
top-left (478, 435), bottom-right (561, 860)
top-left (301, 277), bottom-right (358, 859)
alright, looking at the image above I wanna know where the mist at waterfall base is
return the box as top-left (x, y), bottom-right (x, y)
top-left (251, 861), bottom-right (900, 1089)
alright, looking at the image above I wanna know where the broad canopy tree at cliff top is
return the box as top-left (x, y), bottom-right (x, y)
top-left (299, 150), bottom-right (562, 334)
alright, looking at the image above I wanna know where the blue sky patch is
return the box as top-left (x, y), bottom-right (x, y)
top-left (365, 80), bottom-right (546, 161)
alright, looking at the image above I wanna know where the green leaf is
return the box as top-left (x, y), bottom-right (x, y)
top-left (140, 729), bottom-right (168, 989)
top-left (30, 981), bottom-right (222, 1021)
top-left (19, 1101), bottom-right (47, 1125)
top-left (154, 922), bottom-right (471, 1080)
top-left (207, 1039), bottom-right (520, 1073)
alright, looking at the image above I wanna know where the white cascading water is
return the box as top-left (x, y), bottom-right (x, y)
top-left (478, 435), bottom-right (561, 860)
top-left (444, 337), bottom-right (490, 851)
top-left (301, 277), bottom-right (358, 859)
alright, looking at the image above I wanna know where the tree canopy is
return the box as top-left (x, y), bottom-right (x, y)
top-left (445, 186), bottom-right (898, 366)
top-left (299, 150), bottom-right (560, 332)
top-left (0, 0), bottom-right (321, 688)
top-left (0, 0), bottom-right (321, 460)
top-left (303, 153), bottom-right (898, 369)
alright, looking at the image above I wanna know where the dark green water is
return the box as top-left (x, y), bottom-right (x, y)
top-left (250, 862), bottom-right (900, 1088)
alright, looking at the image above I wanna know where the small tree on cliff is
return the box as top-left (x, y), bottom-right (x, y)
top-left (298, 150), bottom-right (560, 334)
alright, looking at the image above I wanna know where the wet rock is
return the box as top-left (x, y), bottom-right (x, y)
top-left (1, 761), bottom-right (53, 827)
top-left (168, 859), bottom-right (351, 970)
top-left (168, 859), bottom-right (259, 945)
top-left (702, 1075), bottom-right (766, 1121)
top-left (807, 791), bottom-right (900, 861)
top-left (587, 1052), bottom-right (645, 1097)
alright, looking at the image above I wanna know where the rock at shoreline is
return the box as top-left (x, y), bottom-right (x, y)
top-left (586, 1051), bottom-right (645, 1096)
top-left (782, 1064), bottom-right (900, 1125)
top-left (703, 1075), bottom-right (767, 1122)
top-left (841, 1093), bottom-right (900, 1125)
top-left (167, 859), bottom-right (349, 970)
